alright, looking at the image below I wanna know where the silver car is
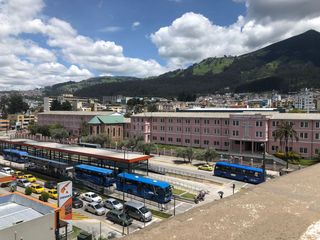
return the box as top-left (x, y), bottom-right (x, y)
top-left (104, 198), bottom-right (123, 211)
top-left (17, 178), bottom-right (31, 188)
top-left (84, 202), bottom-right (106, 216)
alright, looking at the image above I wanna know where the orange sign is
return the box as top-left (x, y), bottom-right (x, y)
top-left (57, 181), bottom-right (72, 220)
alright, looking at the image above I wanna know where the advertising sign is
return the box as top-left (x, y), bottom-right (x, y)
top-left (57, 181), bottom-right (73, 220)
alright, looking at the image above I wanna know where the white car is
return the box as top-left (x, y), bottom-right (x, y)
top-left (81, 192), bottom-right (102, 203)
top-left (84, 202), bottom-right (106, 216)
top-left (17, 178), bottom-right (31, 188)
top-left (1, 167), bottom-right (14, 175)
top-left (104, 198), bottom-right (123, 211)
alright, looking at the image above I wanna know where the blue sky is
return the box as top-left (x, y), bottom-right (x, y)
top-left (0, 0), bottom-right (319, 90)
top-left (43, 0), bottom-right (245, 64)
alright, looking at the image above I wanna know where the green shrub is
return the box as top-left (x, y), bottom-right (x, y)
top-left (25, 187), bottom-right (32, 195)
top-left (274, 151), bottom-right (300, 160)
top-left (39, 192), bottom-right (50, 202)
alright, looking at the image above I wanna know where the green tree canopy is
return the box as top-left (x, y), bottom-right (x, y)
top-left (7, 93), bottom-right (29, 114)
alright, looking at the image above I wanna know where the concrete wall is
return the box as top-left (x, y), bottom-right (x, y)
top-left (0, 213), bottom-right (56, 240)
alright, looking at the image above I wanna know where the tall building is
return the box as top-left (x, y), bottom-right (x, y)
top-left (294, 88), bottom-right (315, 112)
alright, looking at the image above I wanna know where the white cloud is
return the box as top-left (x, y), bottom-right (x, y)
top-left (151, 0), bottom-right (320, 67)
top-left (132, 21), bottom-right (141, 29)
top-left (100, 26), bottom-right (123, 33)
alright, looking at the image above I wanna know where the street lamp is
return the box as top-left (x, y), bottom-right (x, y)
top-left (260, 143), bottom-right (266, 179)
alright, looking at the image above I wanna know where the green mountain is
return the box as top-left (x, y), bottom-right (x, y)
top-left (60, 30), bottom-right (320, 97)
top-left (44, 76), bottom-right (139, 96)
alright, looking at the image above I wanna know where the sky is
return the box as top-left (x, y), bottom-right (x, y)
top-left (0, 0), bottom-right (320, 90)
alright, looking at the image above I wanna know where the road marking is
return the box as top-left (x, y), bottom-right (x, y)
top-left (169, 202), bottom-right (184, 211)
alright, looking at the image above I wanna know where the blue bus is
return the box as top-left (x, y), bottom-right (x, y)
top-left (2, 149), bottom-right (28, 163)
top-left (116, 172), bottom-right (172, 204)
top-left (74, 164), bottom-right (115, 187)
top-left (214, 162), bottom-right (265, 184)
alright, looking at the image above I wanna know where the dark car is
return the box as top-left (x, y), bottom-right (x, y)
top-left (73, 188), bottom-right (81, 197)
top-left (106, 209), bottom-right (133, 226)
top-left (72, 197), bottom-right (84, 209)
top-left (44, 181), bottom-right (57, 189)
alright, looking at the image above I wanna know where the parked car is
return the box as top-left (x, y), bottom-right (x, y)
top-left (124, 201), bottom-right (152, 222)
top-left (73, 188), bottom-right (81, 197)
top-left (1, 167), bottom-right (14, 175)
top-left (198, 164), bottom-right (213, 171)
top-left (72, 197), bottom-right (84, 209)
top-left (23, 174), bottom-right (36, 183)
top-left (44, 181), bottom-right (57, 189)
top-left (81, 192), bottom-right (102, 203)
top-left (30, 183), bottom-right (44, 194)
top-left (47, 189), bottom-right (58, 199)
top-left (84, 202), bottom-right (106, 216)
top-left (17, 178), bottom-right (31, 188)
top-left (13, 171), bottom-right (24, 179)
top-left (104, 198), bottom-right (123, 211)
top-left (106, 209), bottom-right (133, 226)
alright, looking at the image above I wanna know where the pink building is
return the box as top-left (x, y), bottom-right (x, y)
top-left (129, 112), bottom-right (320, 158)
top-left (37, 111), bottom-right (113, 136)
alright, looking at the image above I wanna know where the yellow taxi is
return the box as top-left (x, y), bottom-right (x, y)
top-left (47, 189), bottom-right (58, 200)
top-left (198, 164), bottom-right (213, 171)
top-left (30, 183), bottom-right (45, 194)
top-left (14, 171), bottom-right (24, 179)
top-left (23, 174), bottom-right (37, 183)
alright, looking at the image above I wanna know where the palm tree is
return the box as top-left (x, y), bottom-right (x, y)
top-left (273, 121), bottom-right (299, 169)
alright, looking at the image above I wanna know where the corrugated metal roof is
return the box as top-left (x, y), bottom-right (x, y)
top-left (0, 202), bottom-right (43, 230)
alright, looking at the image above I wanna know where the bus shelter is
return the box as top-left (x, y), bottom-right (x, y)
top-left (0, 138), bottom-right (151, 175)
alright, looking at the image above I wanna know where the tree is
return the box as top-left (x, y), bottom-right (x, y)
top-left (61, 100), bottom-right (72, 111)
top-left (198, 148), bottom-right (218, 163)
top-left (0, 95), bottom-right (8, 118)
top-left (7, 93), bottom-right (29, 114)
top-left (49, 128), bottom-right (69, 142)
top-left (185, 147), bottom-right (194, 163)
top-left (79, 120), bottom-right (90, 137)
top-left (136, 142), bottom-right (155, 155)
top-left (39, 192), bottom-right (50, 202)
top-left (147, 104), bottom-right (158, 112)
top-left (176, 148), bottom-right (187, 163)
top-left (50, 99), bottom-right (62, 111)
top-left (274, 121), bottom-right (299, 169)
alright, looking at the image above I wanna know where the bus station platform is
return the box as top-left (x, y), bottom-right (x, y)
top-left (0, 138), bottom-right (151, 175)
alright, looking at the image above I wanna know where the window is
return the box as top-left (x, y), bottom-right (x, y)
top-left (168, 126), bottom-right (173, 131)
top-left (271, 146), bottom-right (279, 151)
top-left (224, 120), bottom-right (229, 125)
top-left (185, 127), bottom-right (191, 133)
top-left (176, 138), bottom-right (181, 143)
top-left (256, 121), bottom-right (263, 127)
top-left (204, 128), bottom-right (210, 134)
top-left (194, 139), bottom-right (200, 144)
top-left (316, 122), bottom-right (320, 128)
top-left (213, 141), bottom-right (220, 146)
top-left (300, 121), bottom-right (309, 128)
top-left (195, 119), bottom-right (200, 124)
top-left (160, 118), bottom-right (165, 123)
top-left (272, 121), bottom-right (279, 127)
top-left (214, 120), bottom-right (220, 125)
top-left (232, 120), bottom-right (239, 126)
top-left (185, 119), bottom-right (190, 124)
top-left (176, 127), bottom-right (182, 132)
top-left (224, 142), bottom-right (229, 147)
top-left (232, 130), bottom-right (239, 136)
top-left (152, 136), bottom-right (157, 140)
top-left (185, 139), bottom-right (190, 144)
top-left (300, 132), bottom-right (308, 139)
top-left (194, 128), bottom-right (200, 133)
top-left (160, 137), bottom-right (165, 141)
top-left (168, 118), bottom-right (173, 123)
top-left (152, 126), bottom-right (157, 130)
top-left (299, 147), bottom-right (308, 153)
top-left (177, 119), bottom-right (182, 123)
top-left (204, 119), bottom-right (210, 124)
top-left (204, 140), bottom-right (209, 145)
top-left (152, 118), bottom-right (157, 122)
top-left (224, 129), bottom-right (229, 135)
top-left (160, 126), bottom-right (165, 131)
top-left (316, 133), bottom-right (320, 140)
top-left (255, 131), bottom-right (263, 138)
top-left (168, 137), bottom-right (173, 142)
top-left (214, 129), bottom-right (220, 135)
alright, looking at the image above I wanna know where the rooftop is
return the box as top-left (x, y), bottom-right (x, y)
top-left (1, 138), bottom-right (150, 163)
top-left (37, 111), bottom-right (114, 116)
top-left (133, 111), bottom-right (320, 120)
top-left (125, 164), bottom-right (320, 240)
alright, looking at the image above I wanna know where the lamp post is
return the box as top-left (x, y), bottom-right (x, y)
top-left (260, 143), bottom-right (266, 180)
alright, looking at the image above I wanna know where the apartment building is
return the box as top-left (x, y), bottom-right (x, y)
top-left (0, 119), bottom-right (9, 131)
top-left (129, 112), bottom-right (320, 158)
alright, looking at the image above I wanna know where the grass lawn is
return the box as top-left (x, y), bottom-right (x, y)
top-left (172, 188), bottom-right (186, 195)
top-left (289, 159), bottom-right (320, 166)
top-left (150, 209), bottom-right (172, 219)
top-left (180, 192), bottom-right (196, 200)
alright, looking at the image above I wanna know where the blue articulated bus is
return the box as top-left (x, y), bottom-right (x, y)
top-left (74, 164), bottom-right (115, 187)
top-left (2, 149), bottom-right (28, 163)
top-left (214, 161), bottom-right (265, 184)
top-left (116, 172), bottom-right (172, 204)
